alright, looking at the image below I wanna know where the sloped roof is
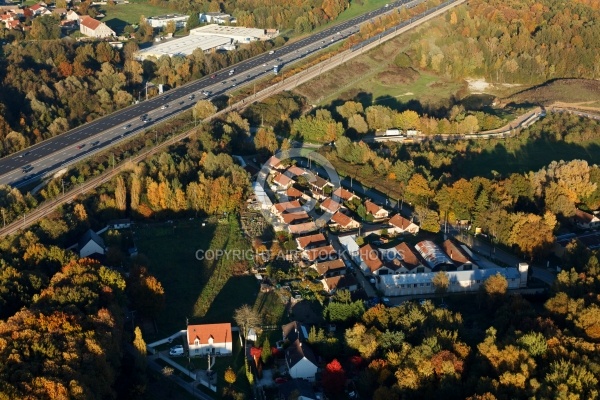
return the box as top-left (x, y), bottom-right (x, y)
top-left (288, 222), bottom-right (317, 235)
top-left (285, 186), bottom-right (303, 198)
top-left (187, 323), bottom-right (232, 346)
top-left (80, 15), bottom-right (101, 30)
top-left (321, 198), bottom-right (341, 213)
top-left (286, 339), bottom-right (318, 368)
top-left (273, 200), bottom-right (302, 214)
top-left (442, 239), bottom-right (472, 265)
top-left (267, 155), bottom-right (281, 168)
top-left (282, 211), bottom-right (310, 224)
top-left (296, 233), bottom-right (326, 249)
top-left (414, 240), bottom-right (453, 269)
top-left (313, 259), bottom-right (345, 276)
top-left (365, 200), bottom-right (383, 215)
top-left (78, 229), bottom-right (105, 250)
top-left (309, 175), bottom-right (331, 190)
top-left (282, 321), bottom-right (308, 342)
top-left (332, 187), bottom-right (356, 202)
top-left (394, 242), bottom-right (423, 271)
top-left (331, 211), bottom-right (357, 228)
top-left (323, 274), bottom-right (357, 291)
top-left (303, 245), bottom-right (336, 262)
top-left (574, 208), bottom-right (598, 224)
top-left (274, 172), bottom-right (293, 187)
top-left (285, 165), bottom-right (307, 177)
top-left (389, 214), bottom-right (415, 230)
top-left (359, 244), bottom-right (383, 272)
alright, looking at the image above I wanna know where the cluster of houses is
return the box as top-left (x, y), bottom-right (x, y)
top-left (0, 1), bottom-right (116, 38)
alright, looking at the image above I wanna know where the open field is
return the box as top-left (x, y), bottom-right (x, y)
top-left (502, 79), bottom-right (600, 108)
top-left (100, 0), bottom-right (175, 34)
top-left (294, 30), bottom-right (464, 108)
top-left (459, 137), bottom-right (600, 178)
top-left (135, 217), bottom-right (254, 338)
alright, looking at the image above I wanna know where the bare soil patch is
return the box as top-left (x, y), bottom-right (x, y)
top-left (377, 66), bottom-right (420, 85)
top-left (296, 60), bottom-right (371, 101)
top-left (503, 79), bottom-right (600, 106)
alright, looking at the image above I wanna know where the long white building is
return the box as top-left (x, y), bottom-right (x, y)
top-left (134, 34), bottom-right (233, 60)
top-left (189, 24), bottom-right (275, 44)
top-left (145, 14), bottom-right (189, 29)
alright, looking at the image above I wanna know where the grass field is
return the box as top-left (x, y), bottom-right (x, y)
top-left (100, 0), bottom-right (175, 34)
top-left (503, 79), bottom-right (600, 107)
top-left (135, 217), bottom-right (255, 338)
top-left (294, 31), bottom-right (463, 109)
top-left (459, 137), bottom-right (600, 178)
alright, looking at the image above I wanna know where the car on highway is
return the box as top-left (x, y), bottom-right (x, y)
top-left (123, 124), bottom-right (130, 129)
top-left (91, 141), bottom-right (100, 146)
top-left (189, 94), bottom-right (194, 100)
top-left (211, 74), bottom-right (216, 78)
top-left (22, 165), bottom-right (33, 173)
top-left (269, 50), bottom-right (275, 55)
top-left (76, 144), bottom-right (85, 149)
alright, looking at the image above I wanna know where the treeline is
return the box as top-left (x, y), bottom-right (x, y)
top-left (408, 0), bottom-right (600, 83)
top-left (328, 250), bottom-right (600, 399)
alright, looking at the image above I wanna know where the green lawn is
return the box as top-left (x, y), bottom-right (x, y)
top-left (100, 0), bottom-right (176, 34)
top-left (202, 275), bottom-right (259, 324)
top-left (135, 219), bottom-right (216, 336)
top-left (459, 138), bottom-right (600, 178)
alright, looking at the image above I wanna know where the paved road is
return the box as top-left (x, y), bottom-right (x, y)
top-left (0, 0), bottom-right (421, 188)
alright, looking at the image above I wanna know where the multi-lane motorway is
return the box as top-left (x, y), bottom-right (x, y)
top-left (0, 0), bottom-right (416, 187)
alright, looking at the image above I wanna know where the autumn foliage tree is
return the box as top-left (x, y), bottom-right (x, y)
top-left (128, 266), bottom-right (165, 319)
top-left (322, 359), bottom-right (346, 396)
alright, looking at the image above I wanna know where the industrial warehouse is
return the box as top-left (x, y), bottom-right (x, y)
top-left (134, 24), bottom-right (279, 61)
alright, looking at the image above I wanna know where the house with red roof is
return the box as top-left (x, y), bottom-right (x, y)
top-left (80, 15), bottom-right (115, 38)
top-left (330, 211), bottom-right (360, 230)
top-left (388, 213), bottom-right (419, 235)
top-left (365, 200), bottom-right (389, 220)
top-left (187, 323), bottom-right (232, 356)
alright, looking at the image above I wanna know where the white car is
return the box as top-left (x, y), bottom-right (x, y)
top-left (169, 345), bottom-right (184, 356)
top-left (161, 105), bottom-right (167, 110)
top-left (269, 50), bottom-right (274, 55)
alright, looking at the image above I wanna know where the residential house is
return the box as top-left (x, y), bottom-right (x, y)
top-left (29, 3), bottom-right (48, 15)
top-left (273, 172), bottom-right (294, 189)
top-left (284, 186), bottom-right (303, 200)
top-left (320, 197), bottom-right (341, 214)
top-left (78, 229), bottom-right (105, 258)
top-left (6, 19), bottom-right (19, 29)
top-left (272, 200), bottom-right (302, 215)
top-left (414, 240), bottom-right (455, 272)
top-left (387, 214), bottom-right (419, 235)
top-left (574, 209), bottom-right (600, 230)
top-left (302, 245), bottom-right (336, 264)
top-left (65, 10), bottom-right (80, 24)
top-left (332, 187), bottom-right (358, 202)
top-left (359, 244), bottom-right (384, 275)
top-left (52, 7), bottom-right (67, 17)
top-left (278, 379), bottom-right (319, 400)
top-left (281, 211), bottom-right (311, 225)
top-left (285, 340), bottom-right (318, 381)
top-left (330, 211), bottom-right (360, 230)
top-left (80, 16), bottom-right (115, 38)
top-left (378, 264), bottom-right (529, 297)
top-left (322, 274), bottom-right (358, 294)
top-left (267, 155), bottom-right (283, 172)
top-left (339, 235), bottom-right (361, 265)
top-left (311, 259), bottom-right (346, 278)
top-left (285, 165), bottom-right (307, 178)
top-left (187, 323), bottom-right (232, 356)
top-left (282, 321), bottom-right (309, 343)
top-left (365, 200), bottom-right (389, 220)
top-left (442, 239), bottom-right (478, 270)
top-left (309, 175), bottom-right (333, 199)
top-left (296, 233), bottom-right (326, 250)
top-left (288, 222), bottom-right (318, 235)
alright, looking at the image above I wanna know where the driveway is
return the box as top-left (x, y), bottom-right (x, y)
top-left (330, 234), bottom-right (377, 298)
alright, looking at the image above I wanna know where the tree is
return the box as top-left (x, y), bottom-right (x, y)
top-left (414, 206), bottom-right (440, 233)
top-left (254, 127), bottom-right (278, 154)
top-left (432, 271), bottom-right (450, 297)
top-left (224, 367), bottom-right (237, 386)
top-left (482, 273), bottom-right (508, 308)
top-left (322, 359), bottom-right (346, 396)
top-left (29, 15), bottom-right (61, 40)
top-left (406, 174), bottom-right (433, 206)
top-left (261, 337), bottom-right (272, 364)
top-left (133, 326), bottom-right (147, 370)
top-left (193, 100), bottom-right (217, 122)
top-left (130, 174), bottom-right (141, 210)
top-left (164, 20), bottom-right (176, 35)
top-left (115, 175), bottom-right (127, 211)
top-left (234, 304), bottom-right (262, 371)
top-left (128, 266), bottom-right (165, 319)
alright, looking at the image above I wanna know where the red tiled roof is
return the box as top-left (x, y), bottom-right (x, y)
top-left (304, 245), bottom-right (336, 262)
top-left (309, 175), bottom-right (331, 190)
top-left (359, 244), bottom-right (383, 272)
top-left (332, 187), bottom-right (356, 202)
top-left (442, 239), bottom-right (470, 264)
top-left (296, 233), bottom-right (326, 249)
top-left (288, 222), bottom-right (317, 234)
top-left (187, 323), bottom-right (232, 346)
top-left (285, 186), bottom-right (303, 198)
top-left (331, 211), bottom-right (356, 228)
top-left (365, 200), bottom-right (383, 215)
top-left (274, 200), bottom-right (302, 214)
top-left (389, 214), bottom-right (413, 229)
top-left (286, 165), bottom-right (306, 177)
top-left (574, 209), bottom-right (597, 224)
top-left (274, 172), bottom-right (293, 187)
top-left (267, 155), bottom-right (281, 168)
top-left (321, 198), bottom-right (341, 213)
top-left (80, 15), bottom-right (101, 30)
top-left (313, 259), bottom-right (345, 276)
top-left (282, 211), bottom-right (310, 224)
top-left (394, 242), bottom-right (422, 270)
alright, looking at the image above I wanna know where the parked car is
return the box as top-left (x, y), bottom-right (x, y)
top-left (169, 345), bottom-right (184, 356)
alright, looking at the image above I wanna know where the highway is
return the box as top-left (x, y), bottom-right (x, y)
top-left (0, 0), bottom-right (418, 188)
